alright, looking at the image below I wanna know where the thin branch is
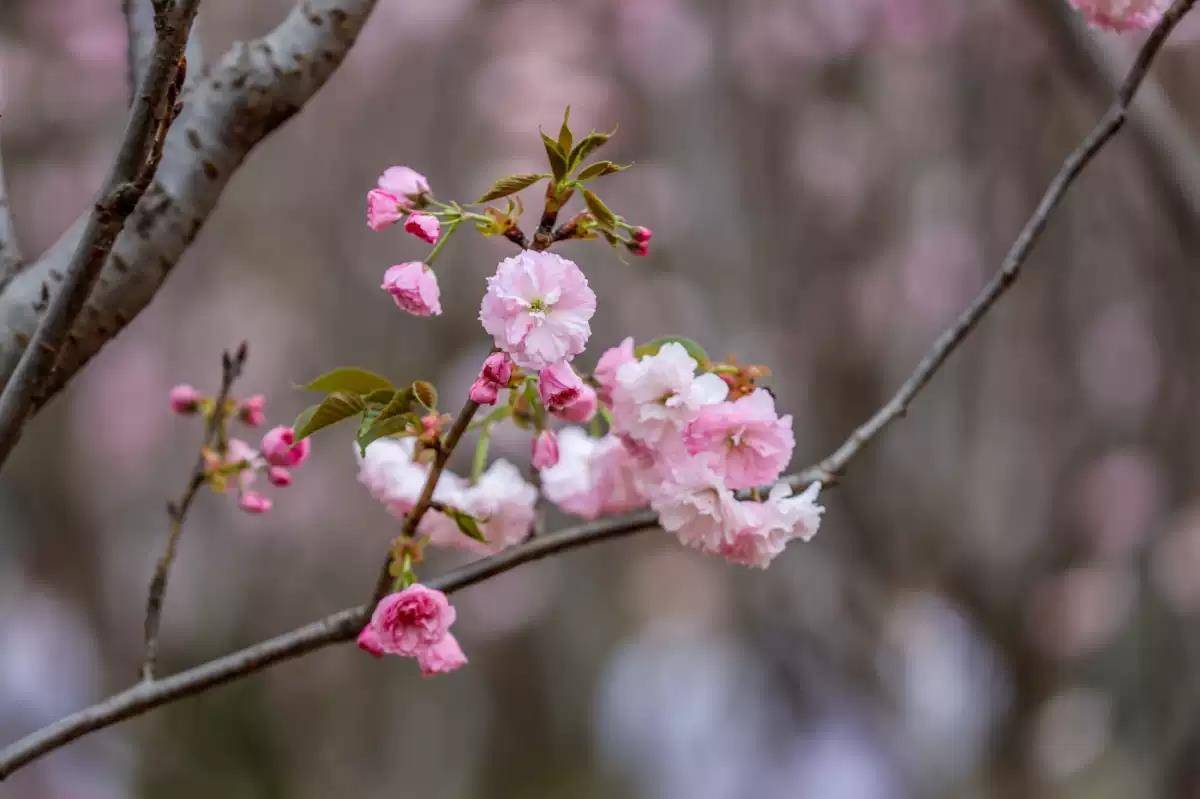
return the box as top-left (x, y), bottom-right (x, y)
top-left (141, 344), bottom-right (247, 681)
top-left (0, 138), bottom-right (20, 284)
top-left (0, 0), bottom-right (199, 469)
top-left (0, 0), bottom-right (1193, 781)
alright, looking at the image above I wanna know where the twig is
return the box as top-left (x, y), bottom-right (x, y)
top-left (0, 138), bottom-right (21, 286)
top-left (1, 0), bottom-right (1193, 780)
top-left (0, 0), bottom-right (200, 469)
top-left (141, 345), bottom-right (247, 681)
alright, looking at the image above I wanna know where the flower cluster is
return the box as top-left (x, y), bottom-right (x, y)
top-left (170, 384), bottom-right (312, 515)
top-left (356, 584), bottom-right (467, 676)
top-left (1065, 0), bottom-right (1167, 30)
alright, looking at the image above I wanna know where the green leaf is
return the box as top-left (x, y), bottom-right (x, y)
top-left (576, 160), bottom-right (628, 181)
top-left (476, 173), bottom-right (548, 203)
top-left (362, 388), bottom-right (396, 406)
top-left (357, 412), bottom-right (419, 454)
top-left (568, 128), bottom-right (615, 171)
top-left (581, 188), bottom-right (617, 230)
top-left (442, 506), bottom-right (488, 544)
top-left (303, 367), bottom-right (394, 395)
top-left (412, 380), bottom-right (437, 411)
top-left (294, 391), bottom-right (366, 440)
top-left (634, 336), bottom-right (712, 371)
top-left (292, 404), bottom-right (319, 438)
top-left (557, 106), bottom-right (573, 154)
top-left (541, 131), bottom-right (568, 182)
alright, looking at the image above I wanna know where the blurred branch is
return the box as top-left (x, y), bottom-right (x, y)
top-left (124, 0), bottom-right (206, 101)
top-left (0, 0), bottom-right (383, 431)
top-left (0, 0), bottom-right (197, 469)
top-left (1, 0), bottom-right (1195, 780)
top-left (0, 140), bottom-right (20, 285)
top-left (1022, 0), bottom-right (1200, 221)
top-left (141, 344), bottom-right (246, 682)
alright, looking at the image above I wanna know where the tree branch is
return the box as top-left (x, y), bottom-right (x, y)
top-left (0, 0), bottom-right (382, 427)
top-left (0, 139), bottom-right (20, 285)
top-left (0, 0), bottom-right (1193, 781)
top-left (0, 0), bottom-right (198, 468)
top-left (125, 0), bottom-right (206, 101)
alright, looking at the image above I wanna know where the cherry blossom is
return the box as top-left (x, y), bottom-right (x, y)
top-left (611, 342), bottom-right (729, 445)
top-left (382, 262), bottom-right (442, 317)
top-left (540, 428), bottom-right (649, 520)
top-left (684, 388), bottom-right (795, 490)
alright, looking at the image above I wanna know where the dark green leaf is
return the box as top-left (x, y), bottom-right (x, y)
top-left (581, 189), bottom-right (617, 230)
top-left (558, 106), bottom-right (573, 154)
top-left (363, 388), bottom-right (396, 406)
top-left (541, 131), bottom-right (568, 182)
top-left (634, 336), bottom-right (712, 371)
top-left (476, 173), bottom-right (548, 203)
top-left (294, 391), bottom-right (366, 440)
top-left (303, 367), bottom-right (394, 395)
top-left (576, 160), bottom-right (629, 181)
top-left (412, 380), bottom-right (437, 411)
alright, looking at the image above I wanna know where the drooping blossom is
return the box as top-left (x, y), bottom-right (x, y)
top-left (368, 584), bottom-right (456, 656)
top-left (404, 212), bottom-right (441, 244)
top-left (382, 262), bottom-right (442, 317)
top-left (540, 428), bottom-right (649, 519)
top-left (556, 383), bottom-right (598, 423)
top-left (1065, 0), bottom-right (1166, 30)
top-left (594, 337), bottom-right (636, 406)
top-left (417, 633), bottom-right (468, 676)
top-left (531, 430), bottom-right (560, 469)
top-left (718, 482), bottom-right (824, 569)
top-left (684, 388), bottom-right (795, 489)
top-left (238, 491), bottom-right (273, 514)
top-left (479, 250), bottom-right (597, 369)
top-left (538, 361), bottom-right (583, 412)
top-left (260, 426), bottom-right (311, 468)
top-left (267, 466), bottom-right (292, 487)
top-left (469, 352), bottom-right (513, 405)
top-left (610, 342), bottom-right (728, 445)
top-left (169, 384), bottom-right (200, 414)
top-left (237, 394), bottom-right (266, 427)
top-left (366, 166), bottom-right (430, 230)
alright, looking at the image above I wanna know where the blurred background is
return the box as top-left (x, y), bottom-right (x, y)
top-left (4, 0), bottom-right (1200, 796)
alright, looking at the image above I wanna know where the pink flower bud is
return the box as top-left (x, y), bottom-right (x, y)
top-left (469, 352), bottom-right (513, 405)
top-left (169, 384), bottom-right (201, 415)
top-left (631, 226), bottom-right (653, 243)
top-left (260, 426), bottom-right (311, 468)
top-left (381, 262), bottom-right (442, 317)
top-left (366, 189), bottom-right (405, 231)
top-left (357, 624), bottom-right (385, 658)
top-left (237, 393), bottom-right (266, 427)
top-left (238, 491), bottom-right (273, 514)
top-left (531, 429), bottom-right (560, 469)
top-left (538, 362), bottom-right (583, 412)
top-left (556, 383), bottom-right (598, 423)
top-left (267, 466), bottom-right (292, 487)
top-left (378, 165), bottom-right (431, 205)
top-left (404, 212), bottom-right (441, 244)
top-left (469, 377), bottom-right (499, 405)
top-left (628, 240), bottom-right (649, 257)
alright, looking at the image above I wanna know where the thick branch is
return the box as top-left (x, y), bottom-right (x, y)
top-left (0, 0), bottom-right (382, 424)
top-left (0, 0), bottom-right (1193, 781)
top-left (0, 142), bottom-right (20, 284)
top-left (0, 0), bottom-right (198, 467)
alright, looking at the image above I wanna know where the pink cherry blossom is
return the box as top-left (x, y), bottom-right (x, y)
top-left (404, 212), bottom-right (441, 244)
top-left (649, 455), bottom-right (741, 554)
top-left (540, 428), bottom-right (649, 519)
top-left (238, 491), bottom-right (273, 514)
top-left (594, 337), bottom-right (635, 405)
top-left (531, 429), bottom-right (560, 469)
top-left (357, 439), bottom-right (462, 534)
top-left (479, 250), bottom-right (596, 370)
top-left (611, 342), bottom-right (728, 445)
top-left (369, 584), bottom-right (456, 656)
top-left (538, 361), bottom-right (583, 412)
top-left (169, 384), bottom-right (200, 414)
top-left (267, 466), bottom-right (292, 487)
top-left (382, 262), bottom-right (442, 317)
top-left (452, 459), bottom-right (538, 554)
top-left (366, 189), bottom-right (406, 231)
top-left (684, 388), bottom-right (795, 489)
top-left (237, 394), bottom-right (266, 427)
top-left (356, 624), bottom-right (385, 657)
top-left (469, 352), bottom-right (513, 405)
top-left (556, 383), bottom-right (598, 423)
top-left (1065, 0), bottom-right (1166, 30)
top-left (718, 482), bottom-right (824, 569)
top-left (416, 632), bottom-right (468, 676)
top-left (260, 426), bottom-right (311, 468)
top-left (378, 166), bottom-right (431, 203)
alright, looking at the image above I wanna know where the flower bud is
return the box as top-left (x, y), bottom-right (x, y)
top-left (267, 466), bottom-right (292, 487)
top-left (531, 429), bottom-right (560, 469)
top-left (261, 426), bottom-right (311, 468)
top-left (469, 352), bottom-right (513, 405)
top-left (555, 383), bottom-right (598, 423)
top-left (381, 262), bottom-right (442, 317)
top-left (238, 491), bottom-right (273, 514)
top-left (237, 394), bottom-right (266, 427)
top-left (627, 240), bottom-right (649, 257)
top-left (403, 212), bottom-right (441, 244)
top-left (169, 384), bottom-right (201, 415)
top-left (631, 226), bottom-right (653, 243)
top-left (538, 362), bottom-right (583, 412)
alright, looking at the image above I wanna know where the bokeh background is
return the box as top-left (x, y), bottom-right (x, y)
top-left (5, 0), bottom-right (1200, 796)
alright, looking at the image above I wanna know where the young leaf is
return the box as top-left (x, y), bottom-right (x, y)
top-left (443, 506), bottom-right (488, 544)
top-left (363, 388), bottom-right (396, 406)
top-left (634, 336), bottom-right (712, 371)
top-left (476, 173), bottom-right (547, 203)
top-left (294, 391), bottom-right (366, 440)
top-left (581, 189), bottom-right (617, 230)
top-left (568, 128), bottom-right (615, 171)
top-left (541, 131), bottom-right (568, 182)
top-left (558, 106), bottom-right (573, 154)
top-left (357, 412), bottom-right (419, 454)
top-left (576, 160), bottom-right (628, 181)
top-left (303, 367), bottom-right (394, 395)
top-left (412, 380), bottom-right (438, 411)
